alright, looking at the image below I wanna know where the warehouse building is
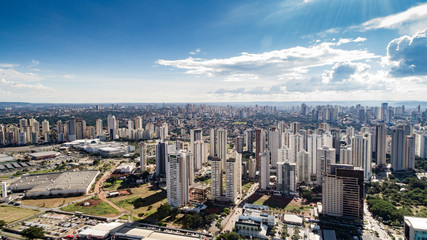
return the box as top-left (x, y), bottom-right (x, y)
top-left (9, 170), bottom-right (99, 197)
top-left (28, 151), bottom-right (60, 160)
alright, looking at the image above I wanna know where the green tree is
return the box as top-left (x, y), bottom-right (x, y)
top-left (282, 224), bottom-right (289, 238)
top-left (216, 232), bottom-right (241, 240)
top-left (21, 226), bottom-right (45, 240)
top-left (292, 227), bottom-right (300, 240)
top-left (0, 220), bottom-right (6, 228)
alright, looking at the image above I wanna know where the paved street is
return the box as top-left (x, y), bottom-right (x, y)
top-left (363, 200), bottom-right (390, 240)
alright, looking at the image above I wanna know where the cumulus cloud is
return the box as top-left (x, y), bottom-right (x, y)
top-left (336, 37), bottom-right (367, 45)
top-left (157, 42), bottom-right (378, 79)
top-left (62, 74), bottom-right (75, 79)
top-left (0, 68), bottom-right (42, 82)
top-left (387, 28), bottom-right (427, 76)
top-left (0, 63), bottom-right (19, 68)
top-left (31, 60), bottom-right (40, 66)
top-left (322, 62), bottom-right (370, 84)
top-left (189, 48), bottom-right (201, 55)
top-left (1, 78), bottom-right (52, 90)
top-left (361, 3), bottom-right (427, 34)
top-left (214, 85), bottom-right (284, 95)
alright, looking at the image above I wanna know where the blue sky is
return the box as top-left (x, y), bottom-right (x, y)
top-left (0, 0), bottom-right (426, 103)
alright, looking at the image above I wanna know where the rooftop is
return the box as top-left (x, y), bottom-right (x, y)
top-left (405, 216), bottom-right (427, 230)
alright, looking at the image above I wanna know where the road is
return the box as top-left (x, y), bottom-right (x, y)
top-left (363, 200), bottom-right (390, 240)
top-left (221, 182), bottom-right (259, 231)
top-left (95, 163), bottom-right (130, 215)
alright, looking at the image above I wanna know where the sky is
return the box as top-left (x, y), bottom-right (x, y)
top-left (0, 0), bottom-right (427, 103)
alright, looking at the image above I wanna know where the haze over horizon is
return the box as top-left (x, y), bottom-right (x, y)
top-left (1, 0), bottom-right (427, 103)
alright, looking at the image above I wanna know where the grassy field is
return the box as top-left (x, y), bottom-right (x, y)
top-left (0, 206), bottom-right (39, 224)
top-left (242, 181), bottom-right (255, 194)
top-left (61, 199), bottom-right (120, 216)
top-left (21, 195), bottom-right (88, 208)
top-left (111, 184), bottom-right (167, 219)
top-left (102, 180), bottom-right (124, 191)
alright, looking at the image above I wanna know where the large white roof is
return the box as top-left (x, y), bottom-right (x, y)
top-left (405, 216), bottom-right (427, 230)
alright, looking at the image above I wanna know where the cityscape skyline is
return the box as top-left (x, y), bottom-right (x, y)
top-left (1, 0), bottom-right (427, 103)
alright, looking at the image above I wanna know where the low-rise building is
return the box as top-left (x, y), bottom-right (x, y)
top-left (404, 216), bottom-right (427, 240)
top-left (9, 170), bottom-right (99, 197)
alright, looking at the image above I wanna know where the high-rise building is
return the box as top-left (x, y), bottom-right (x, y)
top-left (134, 116), bottom-right (143, 130)
top-left (68, 117), bottom-right (77, 141)
top-left (235, 136), bottom-right (244, 154)
top-left (96, 119), bottom-right (103, 136)
top-left (316, 146), bottom-right (336, 185)
top-left (18, 132), bottom-right (26, 145)
top-left (307, 133), bottom-right (322, 176)
top-left (210, 128), bottom-right (217, 157)
top-left (289, 133), bottom-right (304, 163)
top-left (140, 143), bottom-right (147, 172)
top-left (277, 161), bottom-right (296, 195)
top-left (404, 135), bottom-right (415, 170)
top-left (248, 157), bottom-right (256, 179)
top-left (41, 120), bottom-right (50, 135)
top-left (379, 102), bottom-right (388, 121)
top-left (107, 115), bottom-right (117, 140)
top-left (339, 145), bottom-right (352, 165)
top-left (255, 129), bottom-right (265, 171)
top-left (296, 150), bottom-right (311, 184)
top-left (166, 151), bottom-right (191, 207)
top-left (244, 129), bottom-right (254, 153)
top-left (190, 128), bottom-right (202, 153)
top-left (322, 168), bottom-right (364, 220)
top-left (193, 140), bottom-right (206, 171)
top-left (415, 132), bottom-right (427, 158)
top-left (156, 141), bottom-right (168, 177)
top-left (269, 129), bottom-right (280, 167)
top-left (260, 151), bottom-right (270, 190)
top-left (210, 156), bottom-right (223, 199)
top-left (19, 118), bottom-right (28, 132)
top-left (376, 124), bottom-right (387, 168)
top-left (225, 154), bottom-right (242, 203)
top-left (290, 122), bottom-right (300, 135)
top-left (216, 128), bottom-right (228, 169)
top-left (159, 122), bottom-right (168, 140)
top-left (351, 133), bottom-right (372, 183)
top-left (392, 125), bottom-right (406, 171)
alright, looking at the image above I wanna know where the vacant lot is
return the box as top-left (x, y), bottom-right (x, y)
top-left (61, 198), bottom-right (120, 217)
top-left (111, 184), bottom-right (167, 220)
top-left (247, 194), bottom-right (313, 215)
top-left (22, 195), bottom-right (88, 208)
top-left (0, 206), bottom-right (39, 224)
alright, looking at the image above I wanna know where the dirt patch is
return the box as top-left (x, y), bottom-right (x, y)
top-left (118, 189), bottom-right (132, 195)
top-left (79, 199), bottom-right (102, 207)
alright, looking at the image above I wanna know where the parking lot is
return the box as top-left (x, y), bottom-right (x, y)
top-left (10, 211), bottom-right (108, 238)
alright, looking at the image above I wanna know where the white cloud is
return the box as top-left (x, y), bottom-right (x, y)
top-left (336, 37), bottom-right (367, 45)
top-left (0, 68), bottom-right (42, 82)
top-left (0, 63), bottom-right (19, 68)
top-left (387, 28), bottom-right (427, 76)
top-left (62, 74), bottom-right (75, 79)
top-left (157, 42), bottom-right (378, 79)
top-left (189, 48), bottom-right (201, 55)
top-left (31, 59), bottom-right (40, 66)
top-left (361, 3), bottom-right (427, 34)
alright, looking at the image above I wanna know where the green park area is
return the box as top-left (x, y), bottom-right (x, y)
top-left (61, 198), bottom-right (120, 217)
top-left (0, 206), bottom-right (39, 224)
top-left (111, 184), bottom-right (167, 220)
top-left (366, 176), bottom-right (427, 226)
